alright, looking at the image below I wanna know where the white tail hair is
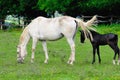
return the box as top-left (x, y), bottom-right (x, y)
top-left (85, 15), bottom-right (97, 31)
top-left (75, 15), bottom-right (97, 41)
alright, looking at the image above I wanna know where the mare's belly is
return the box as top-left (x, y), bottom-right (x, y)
top-left (39, 32), bottom-right (63, 41)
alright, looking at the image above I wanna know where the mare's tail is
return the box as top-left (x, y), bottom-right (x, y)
top-left (75, 15), bottom-right (97, 41)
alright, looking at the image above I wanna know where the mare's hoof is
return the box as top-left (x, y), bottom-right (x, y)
top-left (18, 61), bottom-right (24, 64)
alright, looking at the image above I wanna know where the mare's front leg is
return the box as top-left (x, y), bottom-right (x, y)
top-left (41, 41), bottom-right (49, 63)
top-left (67, 38), bottom-right (75, 65)
top-left (31, 37), bottom-right (38, 63)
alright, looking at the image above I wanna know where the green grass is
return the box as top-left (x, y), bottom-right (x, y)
top-left (0, 24), bottom-right (120, 80)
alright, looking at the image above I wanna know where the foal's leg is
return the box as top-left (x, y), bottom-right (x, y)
top-left (92, 45), bottom-right (97, 64)
top-left (115, 46), bottom-right (120, 65)
top-left (67, 38), bottom-right (75, 65)
top-left (31, 37), bottom-right (38, 63)
top-left (113, 50), bottom-right (118, 65)
top-left (117, 49), bottom-right (120, 65)
top-left (41, 41), bottom-right (49, 63)
top-left (109, 43), bottom-right (119, 65)
top-left (97, 46), bottom-right (101, 64)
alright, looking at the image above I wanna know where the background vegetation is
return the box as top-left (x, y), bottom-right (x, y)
top-left (0, 0), bottom-right (120, 79)
top-left (0, 24), bottom-right (120, 80)
top-left (0, 0), bottom-right (120, 19)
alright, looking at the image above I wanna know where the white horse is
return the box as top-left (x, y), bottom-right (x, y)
top-left (17, 15), bottom-right (97, 64)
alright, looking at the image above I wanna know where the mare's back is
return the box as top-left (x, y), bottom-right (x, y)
top-left (28, 16), bottom-right (77, 40)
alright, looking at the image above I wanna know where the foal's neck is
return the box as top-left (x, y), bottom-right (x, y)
top-left (88, 30), bottom-right (99, 40)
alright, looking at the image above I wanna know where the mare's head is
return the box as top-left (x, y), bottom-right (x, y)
top-left (17, 45), bottom-right (27, 63)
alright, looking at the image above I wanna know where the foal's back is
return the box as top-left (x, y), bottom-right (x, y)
top-left (90, 31), bottom-right (118, 45)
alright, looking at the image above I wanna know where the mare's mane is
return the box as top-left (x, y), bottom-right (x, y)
top-left (19, 27), bottom-right (29, 44)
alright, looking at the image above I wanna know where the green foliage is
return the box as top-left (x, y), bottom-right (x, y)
top-left (37, 0), bottom-right (73, 13)
top-left (37, 0), bottom-right (120, 16)
top-left (0, 0), bottom-right (39, 19)
top-left (0, 0), bottom-right (120, 19)
top-left (75, 0), bottom-right (120, 15)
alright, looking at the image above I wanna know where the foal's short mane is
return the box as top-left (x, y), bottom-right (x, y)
top-left (89, 30), bottom-right (100, 35)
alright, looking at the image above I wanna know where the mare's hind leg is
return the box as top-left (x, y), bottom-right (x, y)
top-left (67, 38), bottom-right (75, 65)
top-left (41, 41), bottom-right (49, 63)
top-left (31, 37), bottom-right (38, 63)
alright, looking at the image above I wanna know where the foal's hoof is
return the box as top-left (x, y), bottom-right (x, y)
top-left (117, 61), bottom-right (120, 65)
top-left (44, 61), bottom-right (48, 64)
top-left (117, 62), bottom-right (119, 65)
top-left (113, 60), bottom-right (116, 65)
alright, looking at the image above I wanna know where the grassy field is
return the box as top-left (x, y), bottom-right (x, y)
top-left (0, 24), bottom-right (120, 80)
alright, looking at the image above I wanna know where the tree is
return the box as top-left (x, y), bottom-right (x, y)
top-left (37, 0), bottom-right (73, 16)
top-left (37, 0), bottom-right (120, 16)
top-left (0, 0), bottom-right (46, 20)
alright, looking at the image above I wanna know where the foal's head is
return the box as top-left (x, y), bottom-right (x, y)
top-left (80, 30), bottom-right (97, 43)
top-left (79, 30), bottom-right (85, 43)
top-left (17, 45), bottom-right (27, 63)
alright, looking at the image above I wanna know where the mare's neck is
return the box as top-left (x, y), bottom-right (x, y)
top-left (19, 27), bottom-right (30, 48)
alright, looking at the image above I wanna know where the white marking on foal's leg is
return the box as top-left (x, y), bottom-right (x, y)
top-left (42, 41), bottom-right (49, 64)
top-left (117, 60), bottom-right (120, 65)
top-left (113, 60), bottom-right (116, 65)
